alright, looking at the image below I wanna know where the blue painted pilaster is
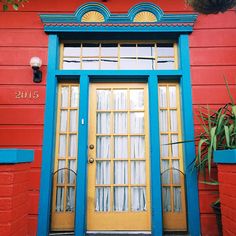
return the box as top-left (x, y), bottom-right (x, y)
top-left (75, 74), bottom-right (89, 236)
top-left (179, 34), bottom-right (201, 236)
top-left (148, 75), bottom-right (163, 236)
top-left (37, 34), bottom-right (59, 236)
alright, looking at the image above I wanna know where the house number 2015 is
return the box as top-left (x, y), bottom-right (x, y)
top-left (15, 90), bottom-right (39, 99)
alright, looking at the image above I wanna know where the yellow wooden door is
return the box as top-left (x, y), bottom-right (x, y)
top-left (51, 84), bottom-right (79, 231)
top-left (87, 83), bottom-right (151, 231)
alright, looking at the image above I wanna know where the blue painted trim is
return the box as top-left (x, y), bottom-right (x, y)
top-left (214, 150), bottom-right (236, 164)
top-left (37, 35), bottom-right (59, 236)
top-left (40, 2), bottom-right (197, 25)
top-left (148, 75), bottom-right (163, 236)
top-left (43, 25), bottom-right (194, 34)
top-left (75, 75), bottom-right (89, 236)
top-left (179, 34), bottom-right (201, 236)
top-left (0, 149), bottom-right (34, 164)
top-left (56, 69), bottom-right (182, 77)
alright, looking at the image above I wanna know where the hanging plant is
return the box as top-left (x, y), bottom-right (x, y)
top-left (187, 0), bottom-right (236, 14)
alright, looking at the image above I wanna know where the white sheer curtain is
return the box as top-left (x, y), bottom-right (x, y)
top-left (95, 89), bottom-right (146, 212)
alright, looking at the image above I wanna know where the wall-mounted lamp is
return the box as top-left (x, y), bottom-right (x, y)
top-left (30, 57), bottom-right (42, 83)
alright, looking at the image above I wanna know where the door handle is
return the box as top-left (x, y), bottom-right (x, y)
top-left (88, 157), bottom-right (95, 164)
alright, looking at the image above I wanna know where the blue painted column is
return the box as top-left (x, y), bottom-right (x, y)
top-left (37, 34), bottom-right (59, 236)
top-left (179, 34), bottom-right (201, 236)
top-left (148, 75), bottom-right (163, 236)
top-left (75, 74), bottom-right (89, 236)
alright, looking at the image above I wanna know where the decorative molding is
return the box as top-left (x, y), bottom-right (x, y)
top-left (0, 149), bottom-right (34, 164)
top-left (133, 11), bottom-right (157, 22)
top-left (81, 11), bottom-right (105, 22)
top-left (40, 2), bottom-right (197, 33)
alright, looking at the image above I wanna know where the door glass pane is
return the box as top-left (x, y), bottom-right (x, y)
top-left (96, 161), bottom-right (110, 184)
top-left (114, 136), bottom-right (128, 158)
top-left (160, 110), bottom-right (168, 132)
top-left (160, 134), bottom-right (168, 157)
top-left (114, 161), bottom-right (128, 184)
top-left (97, 90), bottom-right (111, 110)
top-left (170, 110), bottom-right (178, 132)
top-left (157, 58), bottom-right (175, 69)
top-left (96, 136), bottom-right (110, 159)
top-left (68, 160), bottom-right (76, 184)
top-left (162, 187), bottom-right (171, 212)
top-left (59, 135), bottom-right (66, 157)
top-left (56, 187), bottom-right (64, 212)
top-left (169, 86), bottom-right (176, 108)
top-left (130, 112), bottom-right (144, 134)
top-left (57, 160), bottom-right (66, 184)
top-left (172, 160), bottom-right (180, 184)
top-left (130, 90), bottom-right (144, 110)
top-left (69, 134), bottom-right (77, 157)
top-left (63, 58), bottom-right (81, 70)
top-left (174, 187), bottom-right (181, 212)
top-left (171, 134), bottom-right (178, 157)
top-left (161, 160), bottom-right (170, 184)
top-left (120, 44), bottom-right (137, 70)
top-left (131, 187), bottom-right (146, 211)
top-left (159, 86), bottom-right (167, 108)
top-left (131, 161), bottom-right (146, 184)
top-left (113, 90), bottom-right (127, 110)
top-left (95, 187), bottom-right (110, 212)
top-left (70, 86), bottom-right (79, 108)
top-left (70, 110), bottom-right (77, 132)
top-left (97, 113), bottom-right (110, 134)
top-left (61, 87), bottom-right (69, 108)
top-left (157, 44), bottom-right (174, 57)
top-left (66, 187), bottom-right (75, 212)
top-left (82, 59), bottom-right (99, 70)
top-left (114, 187), bottom-right (128, 211)
top-left (114, 113), bottom-right (127, 134)
top-left (60, 110), bottom-right (67, 132)
top-left (130, 136), bottom-right (145, 159)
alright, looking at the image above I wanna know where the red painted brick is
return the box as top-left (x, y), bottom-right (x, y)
top-left (218, 164), bottom-right (236, 173)
top-left (222, 215), bottom-right (236, 234)
top-left (200, 213), bottom-right (219, 236)
top-left (218, 172), bottom-right (236, 185)
top-left (28, 192), bottom-right (39, 215)
top-left (0, 172), bottom-right (14, 185)
top-left (199, 191), bottom-right (218, 213)
top-left (28, 215), bottom-right (38, 236)
top-left (219, 184), bottom-right (236, 197)
top-left (220, 194), bottom-right (236, 210)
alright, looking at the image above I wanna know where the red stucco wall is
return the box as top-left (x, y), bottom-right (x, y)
top-left (0, 0), bottom-right (236, 235)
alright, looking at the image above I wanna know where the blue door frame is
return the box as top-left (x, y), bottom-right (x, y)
top-left (37, 35), bottom-right (200, 236)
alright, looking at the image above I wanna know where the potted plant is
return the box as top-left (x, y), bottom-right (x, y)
top-left (193, 80), bottom-right (236, 235)
top-left (187, 0), bottom-right (236, 14)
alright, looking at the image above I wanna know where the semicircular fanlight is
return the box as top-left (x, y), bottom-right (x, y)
top-left (133, 11), bottom-right (157, 22)
top-left (81, 11), bottom-right (105, 22)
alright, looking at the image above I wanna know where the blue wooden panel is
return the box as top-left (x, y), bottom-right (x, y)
top-left (179, 34), bottom-right (201, 236)
top-left (0, 149), bottom-right (34, 163)
top-left (75, 74), bottom-right (89, 236)
top-left (37, 34), bottom-right (59, 236)
top-left (148, 75), bottom-right (163, 236)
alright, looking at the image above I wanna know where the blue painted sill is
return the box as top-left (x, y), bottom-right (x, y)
top-left (214, 149), bottom-right (236, 164)
top-left (0, 149), bottom-right (34, 164)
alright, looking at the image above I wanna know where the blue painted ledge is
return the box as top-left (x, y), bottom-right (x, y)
top-left (0, 149), bottom-right (34, 164)
top-left (214, 149), bottom-right (236, 164)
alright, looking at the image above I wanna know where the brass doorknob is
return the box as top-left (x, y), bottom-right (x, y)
top-left (88, 157), bottom-right (94, 164)
top-left (89, 144), bottom-right (95, 149)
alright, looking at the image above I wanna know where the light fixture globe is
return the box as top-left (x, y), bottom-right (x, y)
top-left (30, 56), bottom-right (42, 68)
top-left (30, 56), bottom-right (42, 83)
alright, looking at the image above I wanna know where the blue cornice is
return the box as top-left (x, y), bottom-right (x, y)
top-left (40, 2), bottom-right (197, 34)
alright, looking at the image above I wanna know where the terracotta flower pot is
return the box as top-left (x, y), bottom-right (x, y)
top-left (187, 0), bottom-right (236, 14)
